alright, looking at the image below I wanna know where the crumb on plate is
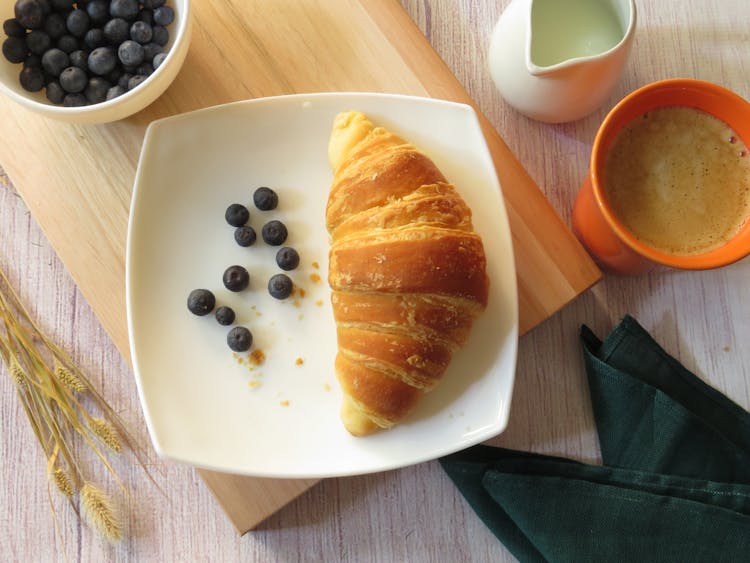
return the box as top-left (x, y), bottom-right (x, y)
top-left (250, 349), bottom-right (266, 366)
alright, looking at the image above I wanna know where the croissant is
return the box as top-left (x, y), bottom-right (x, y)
top-left (326, 111), bottom-right (489, 436)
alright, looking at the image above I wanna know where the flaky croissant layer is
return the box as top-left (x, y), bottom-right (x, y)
top-left (326, 111), bottom-right (489, 436)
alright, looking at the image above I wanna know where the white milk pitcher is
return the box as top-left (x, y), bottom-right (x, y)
top-left (488, 0), bottom-right (636, 123)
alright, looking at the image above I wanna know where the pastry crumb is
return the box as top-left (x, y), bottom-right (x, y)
top-left (309, 273), bottom-right (321, 284)
top-left (324, 383), bottom-right (331, 392)
top-left (315, 299), bottom-right (323, 307)
top-left (248, 380), bottom-right (262, 389)
top-left (295, 357), bottom-right (304, 366)
top-left (312, 261), bottom-right (320, 269)
top-left (250, 349), bottom-right (266, 366)
top-left (280, 400), bottom-right (290, 407)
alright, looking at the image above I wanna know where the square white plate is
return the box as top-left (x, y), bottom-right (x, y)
top-left (126, 92), bottom-right (518, 478)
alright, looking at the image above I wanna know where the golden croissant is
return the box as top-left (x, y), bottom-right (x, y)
top-left (326, 111), bottom-right (489, 436)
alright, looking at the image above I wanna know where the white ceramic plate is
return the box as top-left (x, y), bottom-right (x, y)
top-left (126, 92), bottom-right (518, 478)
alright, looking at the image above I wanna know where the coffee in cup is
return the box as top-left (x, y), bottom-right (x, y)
top-left (572, 79), bottom-right (750, 274)
top-left (602, 106), bottom-right (750, 256)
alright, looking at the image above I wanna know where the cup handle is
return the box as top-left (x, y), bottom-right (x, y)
top-left (572, 175), bottom-right (655, 275)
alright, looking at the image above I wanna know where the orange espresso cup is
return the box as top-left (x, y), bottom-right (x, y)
top-left (572, 78), bottom-right (750, 275)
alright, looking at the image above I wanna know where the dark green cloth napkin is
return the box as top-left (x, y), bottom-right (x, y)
top-left (440, 315), bottom-right (750, 563)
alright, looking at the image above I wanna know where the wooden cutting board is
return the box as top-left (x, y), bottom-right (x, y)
top-left (0, 0), bottom-right (600, 533)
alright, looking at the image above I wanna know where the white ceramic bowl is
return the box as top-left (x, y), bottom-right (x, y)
top-left (0, 0), bottom-right (192, 123)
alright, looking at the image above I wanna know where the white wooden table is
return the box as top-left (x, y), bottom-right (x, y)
top-left (2, 1), bottom-right (748, 560)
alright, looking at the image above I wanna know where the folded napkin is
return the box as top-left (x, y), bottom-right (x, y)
top-left (440, 315), bottom-right (750, 563)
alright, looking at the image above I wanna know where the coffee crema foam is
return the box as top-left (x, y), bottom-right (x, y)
top-left (602, 106), bottom-right (750, 255)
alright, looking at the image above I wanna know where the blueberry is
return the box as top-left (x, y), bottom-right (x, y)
top-left (45, 80), bottom-right (65, 104)
top-left (23, 53), bottom-right (41, 68)
top-left (2, 37), bottom-right (29, 64)
top-left (151, 25), bottom-right (168, 46)
top-left (84, 28), bottom-right (106, 50)
top-left (268, 273), bottom-right (293, 300)
top-left (41, 48), bottom-right (69, 76)
top-left (106, 66), bottom-right (123, 84)
top-left (59, 65), bottom-right (87, 92)
top-left (275, 247), bottom-right (300, 271)
top-left (223, 265), bottom-right (250, 292)
top-left (88, 46), bottom-right (116, 75)
top-left (19, 66), bottom-right (45, 91)
top-left (187, 288), bottom-right (216, 316)
top-left (253, 187), bottom-right (278, 211)
top-left (215, 306), bottom-right (236, 326)
top-left (84, 76), bottom-right (110, 103)
top-left (130, 21), bottom-right (153, 44)
top-left (25, 30), bottom-right (51, 55)
top-left (85, 0), bottom-right (109, 25)
top-left (117, 72), bottom-right (132, 89)
top-left (68, 49), bottom-right (88, 70)
top-left (143, 42), bottom-right (163, 63)
top-left (126, 73), bottom-right (147, 90)
top-left (261, 220), bottom-right (288, 246)
top-left (109, 0), bottom-right (140, 21)
top-left (227, 326), bottom-right (252, 352)
top-left (153, 6), bottom-right (175, 26)
top-left (136, 62), bottom-right (153, 76)
top-left (66, 9), bottom-right (90, 38)
top-left (142, 0), bottom-right (166, 9)
top-left (62, 92), bottom-right (87, 106)
top-left (138, 9), bottom-right (154, 25)
top-left (118, 39), bottom-right (143, 66)
top-left (103, 18), bottom-right (129, 44)
top-left (43, 13), bottom-right (67, 40)
top-left (225, 203), bottom-right (249, 227)
top-left (3, 18), bottom-right (26, 38)
top-left (152, 50), bottom-right (167, 69)
top-left (15, 0), bottom-right (45, 30)
top-left (50, 0), bottom-right (75, 11)
top-left (56, 34), bottom-right (79, 53)
top-left (105, 84), bottom-right (125, 100)
top-left (234, 226), bottom-right (257, 247)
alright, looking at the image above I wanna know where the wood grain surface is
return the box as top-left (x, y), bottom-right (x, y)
top-left (2, 0), bottom-right (750, 561)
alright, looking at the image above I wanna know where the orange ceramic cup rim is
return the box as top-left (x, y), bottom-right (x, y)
top-left (590, 78), bottom-right (750, 270)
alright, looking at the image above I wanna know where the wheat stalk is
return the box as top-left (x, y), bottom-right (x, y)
top-left (52, 468), bottom-right (75, 498)
top-left (53, 360), bottom-right (87, 393)
top-left (0, 263), bottom-right (161, 542)
top-left (80, 483), bottom-right (122, 542)
top-left (89, 418), bottom-right (122, 454)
